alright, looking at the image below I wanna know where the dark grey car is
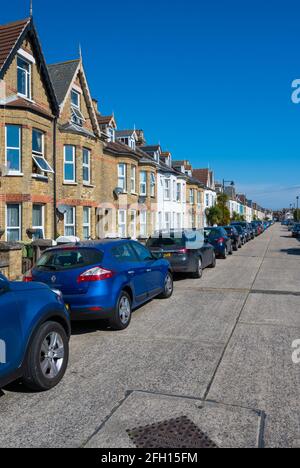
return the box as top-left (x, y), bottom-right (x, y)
top-left (147, 229), bottom-right (216, 278)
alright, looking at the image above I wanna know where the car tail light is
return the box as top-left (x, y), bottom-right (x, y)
top-left (217, 237), bottom-right (225, 244)
top-left (77, 266), bottom-right (114, 283)
top-left (178, 248), bottom-right (187, 254)
top-left (23, 269), bottom-right (33, 282)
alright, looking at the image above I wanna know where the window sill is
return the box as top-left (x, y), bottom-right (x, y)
top-left (83, 183), bottom-right (95, 188)
top-left (6, 172), bottom-right (24, 177)
top-left (63, 182), bottom-right (78, 186)
top-left (32, 174), bottom-right (48, 181)
top-left (17, 93), bottom-right (35, 104)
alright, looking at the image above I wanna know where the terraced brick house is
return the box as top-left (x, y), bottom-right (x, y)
top-left (192, 168), bottom-right (217, 227)
top-left (98, 121), bottom-right (158, 239)
top-left (0, 17), bottom-right (59, 242)
top-left (47, 58), bottom-right (102, 240)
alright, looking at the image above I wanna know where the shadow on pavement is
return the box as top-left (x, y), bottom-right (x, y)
top-left (280, 248), bottom-right (300, 256)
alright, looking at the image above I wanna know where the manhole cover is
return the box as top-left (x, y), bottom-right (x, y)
top-left (127, 416), bottom-right (218, 448)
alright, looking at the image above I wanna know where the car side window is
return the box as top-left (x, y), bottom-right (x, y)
top-left (111, 243), bottom-right (138, 263)
top-left (131, 242), bottom-right (153, 262)
top-left (0, 275), bottom-right (8, 294)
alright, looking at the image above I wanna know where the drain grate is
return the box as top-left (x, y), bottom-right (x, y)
top-left (127, 416), bottom-right (218, 448)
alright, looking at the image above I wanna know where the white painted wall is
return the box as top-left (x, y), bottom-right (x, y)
top-left (156, 172), bottom-right (186, 232)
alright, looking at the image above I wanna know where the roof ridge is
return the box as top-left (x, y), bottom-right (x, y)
top-left (0, 17), bottom-right (30, 30)
top-left (47, 59), bottom-right (80, 67)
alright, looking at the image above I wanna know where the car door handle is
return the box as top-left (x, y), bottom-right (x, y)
top-left (128, 271), bottom-right (135, 275)
top-left (146, 269), bottom-right (152, 273)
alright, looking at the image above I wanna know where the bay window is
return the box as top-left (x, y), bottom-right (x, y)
top-left (32, 204), bottom-right (44, 239)
top-left (83, 148), bottom-right (91, 184)
top-left (140, 171), bottom-right (147, 196)
top-left (64, 145), bottom-right (76, 182)
top-left (83, 207), bottom-right (91, 240)
top-left (64, 206), bottom-right (76, 236)
top-left (5, 125), bottom-right (21, 174)
top-left (118, 164), bottom-right (127, 192)
top-left (6, 204), bottom-right (21, 241)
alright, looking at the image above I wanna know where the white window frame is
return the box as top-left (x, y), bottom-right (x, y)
top-left (64, 206), bottom-right (76, 236)
top-left (17, 56), bottom-right (31, 100)
top-left (5, 125), bottom-right (22, 175)
top-left (140, 171), bottom-right (147, 196)
top-left (32, 204), bottom-right (45, 239)
top-left (130, 210), bottom-right (137, 239)
top-left (118, 164), bottom-right (127, 192)
top-left (32, 129), bottom-right (54, 174)
top-left (6, 203), bottom-right (21, 241)
top-left (118, 210), bottom-right (127, 238)
top-left (176, 183), bottom-right (181, 202)
top-left (164, 179), bottom-right (171, 201)
top-left (140, 211), bottom-right (147, 238)
top-left (197, 191), bottom-right (202, 205)
top-left (83, 148), bottom-right (91, 185)
top-left (150, 173), bottom-right (156, 197)
top-left (64, 145), bottom-right (76, 183)
top-left (131, 166), bottom-right (136, 193)
top-left (165, 212), bottom-right (171, 232)
top-left (190, 189), bottom-right (195, 205)
top-left (71, 89), bottom-right (80, 109)
top-left (83, 207), bottom-right (91, 240)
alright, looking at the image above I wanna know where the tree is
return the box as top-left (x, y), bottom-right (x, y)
top-left (231, 211), bottom-right (240, 221)
top-left (217, 193), bottom-right (230, 226)
top-left (293, 209), bottom-right (300, 222)
top-left (206, 205), bottom-right (222, 226)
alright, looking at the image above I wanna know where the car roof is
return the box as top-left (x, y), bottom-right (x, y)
top-left (44, 239), bottom-right (135, 253)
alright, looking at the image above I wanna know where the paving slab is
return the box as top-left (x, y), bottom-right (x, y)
top-left (240, 292), bottom-right (300, 328)
top-left (252, 257), bottom-right (300, 293)
top-left (86, 391), bottom-right (263, 449)
top-left (124, 289), bottom-right (248, 345)
top-left (208, 322), bottom-right (300, 447)
top-left (0, 332), bottom-right (223, 447)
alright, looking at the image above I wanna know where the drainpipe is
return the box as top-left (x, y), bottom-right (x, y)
top-left (53, 117), bottom-right (57, 240)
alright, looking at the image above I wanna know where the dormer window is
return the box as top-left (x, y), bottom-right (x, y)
top-left (108, 127), bottom-right (115, 142)
top-left (71, 89), bottom-right (84, 127)
top-left (71, 89), bottom-right (80, 108)
top-left (17, 56), bottom-right (31, 99)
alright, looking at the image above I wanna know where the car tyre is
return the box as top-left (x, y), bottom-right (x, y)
top-left (22, 321), bottom-right (69, 392)
top-left (110, 291), bottom-right (132, 331)
top-left (233, 242), bottom-right (238, 252)
top-left (209, 252), bottom-right (216, 268)
top-left (192, 258), bottom-right (203, 279)
top-left (158, 272), bottom-right (174, 299)
top-left (222, 247), bottom-right (228, 259)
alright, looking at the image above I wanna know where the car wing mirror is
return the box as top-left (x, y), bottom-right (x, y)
top-left (151, 250), bottom-right (164, 260)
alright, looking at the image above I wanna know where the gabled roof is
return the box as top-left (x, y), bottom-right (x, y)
top-left (47, 59), bottom-right (100, 137)
top-left (0, 17), bottom-right (59, 115)
top-left (192, 169), bottom-right (214, 187)
top-left (115, 129), bottom-right (137, 138)
top-left (47, 60), bottom-right (80, 106)
top-left (0, 18), bottom-right (30, 71)
top-left (141, 145), bottom-right (161, 153)
top-left (97, 115), bottom-right (114, 125)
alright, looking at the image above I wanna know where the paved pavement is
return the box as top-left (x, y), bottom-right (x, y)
top-left (0, 223), bottom-right (300, 448)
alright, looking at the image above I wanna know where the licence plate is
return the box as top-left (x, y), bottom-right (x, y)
top-left (164, 253), bottom-right (172, 258)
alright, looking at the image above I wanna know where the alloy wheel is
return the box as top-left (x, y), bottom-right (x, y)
top-left (119, 296), bottom-right (131, 325)
top-left (40, 332), bottom-right (65, 379)
top-left (165, 273), bottom-right (173, 294)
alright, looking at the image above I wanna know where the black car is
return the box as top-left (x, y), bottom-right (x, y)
top-left (292, 224), bottom-right (300, 238)
top-left (223, 226), bottom-right (242, 251)
top-left (204, 227), bottom-right (233, 259)
top-left (232, 224), bottom-right (247, 245)
top-left (231, 222), bottom-right (253, 240)
top-left (147, 229), bottom-right (216, 278)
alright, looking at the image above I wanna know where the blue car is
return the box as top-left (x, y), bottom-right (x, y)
top-left (25, 240), bottom-right (173, 330)
top-left (204, 227), bottom-right (233, 259)
top-left (0, 273), bottom-right (70, 391)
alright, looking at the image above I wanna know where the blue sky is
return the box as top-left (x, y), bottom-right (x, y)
top-left (2, 0), bottom-right (300, 209)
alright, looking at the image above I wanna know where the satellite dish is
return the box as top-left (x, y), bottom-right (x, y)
top-left (0, 164), bottom-right (9, 177)
top-left (57, 205), bottom-right (68, 215)
top-left (113, 187), bottom-right (124, 198)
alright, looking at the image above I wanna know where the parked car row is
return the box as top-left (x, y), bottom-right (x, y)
top-left (1, 222), bottom-right (271, 392)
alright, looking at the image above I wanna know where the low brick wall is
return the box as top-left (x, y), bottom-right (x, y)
top-left (0, 242), bottom-right (23, 280)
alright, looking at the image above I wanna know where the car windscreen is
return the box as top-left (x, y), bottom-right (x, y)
top-left (35, 248), bottom-right (104, 271)
top-left (148, 230), bottom-right (204, 249)
top-left (204, 228), bottom-right (222, 239)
